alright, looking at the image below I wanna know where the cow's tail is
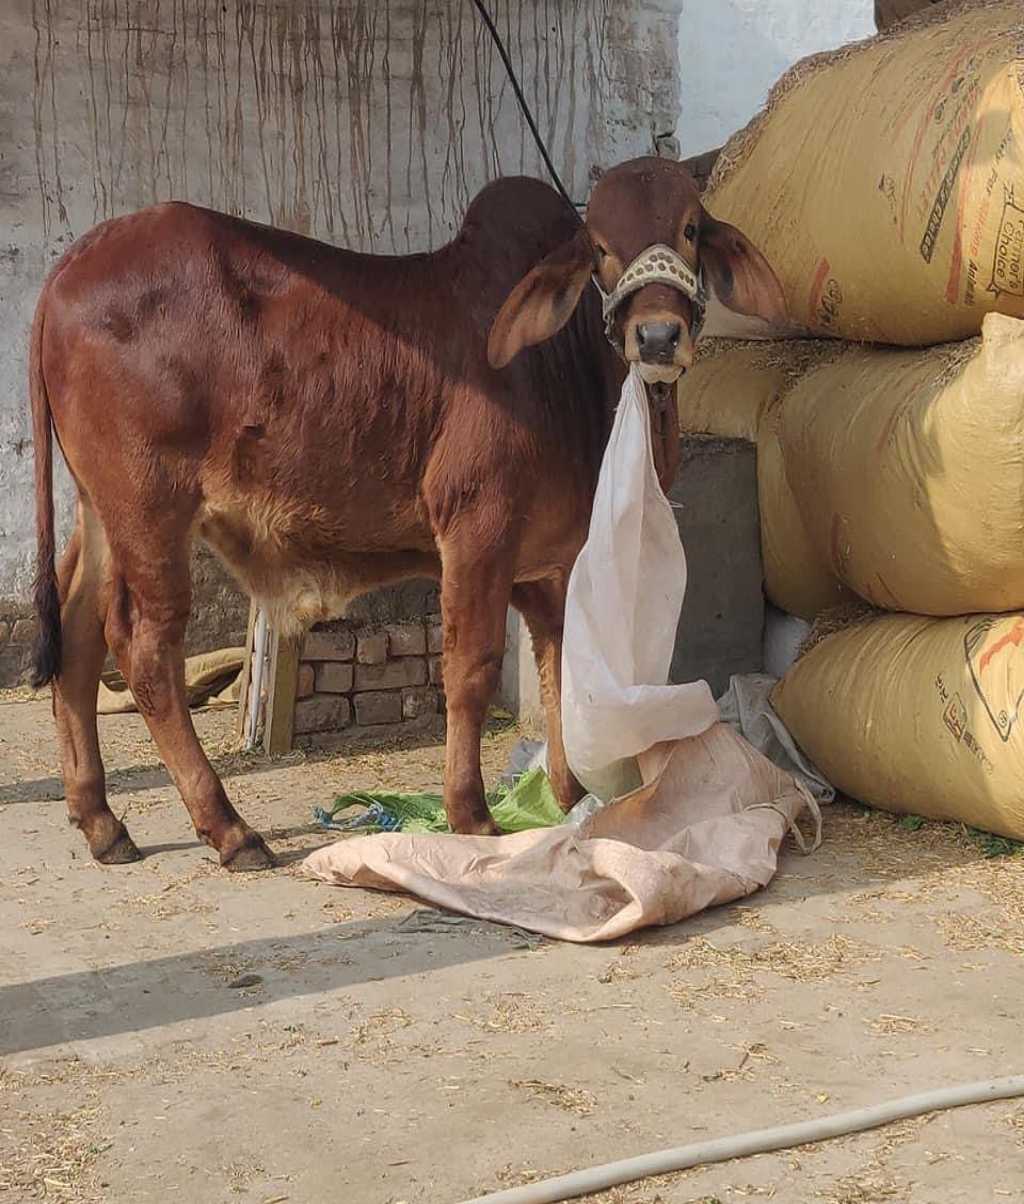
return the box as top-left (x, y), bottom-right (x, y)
top-left (29, 297), bottom-right (61, 688)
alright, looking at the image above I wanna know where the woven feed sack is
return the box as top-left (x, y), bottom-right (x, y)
top-left (677, 341), bottom-right (790, 441)
top-left (773, 611), bottom-right (1024, 839)
top-left (781, 313), bottom-right (1024, 614)
top-left (758, 398), bottom-right (855, 620)
top-left (706, 1), bottom-right (1024, 345)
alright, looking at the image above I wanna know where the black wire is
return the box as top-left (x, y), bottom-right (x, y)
top-left (470, 0), bottom-right (584, 220)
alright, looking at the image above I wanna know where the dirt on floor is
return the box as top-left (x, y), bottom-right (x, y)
top-left (2, 690), bottom-right (1024, 1204)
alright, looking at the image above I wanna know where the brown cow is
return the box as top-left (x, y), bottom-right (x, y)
top-left (29, 156), bottom-right (784, 871)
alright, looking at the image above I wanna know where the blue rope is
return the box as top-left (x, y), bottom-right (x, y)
top-left (312, 801), bottom-right (401, 832)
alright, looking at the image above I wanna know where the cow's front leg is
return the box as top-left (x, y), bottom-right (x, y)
top-left (437, 528), bottom-right (517, 835)
top-left (511, 577), bottom-right (584, 813)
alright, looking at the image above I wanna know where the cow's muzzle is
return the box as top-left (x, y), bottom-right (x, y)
top-left (594, 243), bottom-right (707, 366)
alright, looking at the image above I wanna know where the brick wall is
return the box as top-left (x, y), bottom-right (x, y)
top-left (292, 614), bottom-right (445, 751)
top-left (0, 599), bottom-right (35, 687)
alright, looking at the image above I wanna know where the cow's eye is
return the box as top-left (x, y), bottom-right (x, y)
top-left (684, 223), bottom-right (697, 242)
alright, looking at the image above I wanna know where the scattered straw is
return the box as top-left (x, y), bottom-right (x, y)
top-left (750, 339), bottom-right (848, 383)
top-left (511, 1079), bottom-right (596, 1116)
top-left (935, 911), bottom-right (1024, 958)
top-left (866, 1013), bottom-right (930, 1036)
top-left (458, 992), bottom-right (550, 1035)
top-left (668, 973), bottom-right (764, 1009)
top-left (351, 1007), bottom-right (413, 1046)
top-left (821, 1170), bottom-right (908, 1203)
top-left (670, 934), bottom-right (877, 984)
top-left (798, 602), bottom-right (883, 659)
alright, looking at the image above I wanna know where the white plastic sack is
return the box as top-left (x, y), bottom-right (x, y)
top-left (717, 673), bottom-right (834, 805)
top-left (561, 366), bottom-right (719, 799)
top-left (763, 606), bottom-right (811, 680)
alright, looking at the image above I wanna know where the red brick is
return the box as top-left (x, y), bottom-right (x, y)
top-left (293, 694), bottom-right (351, 735)
top-left (386, 623), bottom-right (427, 656)
top-left (356, 631), bottom-right (388, 665)
top-left (303, 629), bottom-right (355, 661)
top-left (296, 663), bottom-right (316, 699)
top-left (10, 618), bottom-right (37, 645)
top-left (354, 659), bottom-right (426, 691)
top-left (315, 662), bottom-right (354, 694)
top-left (402, 687), bottom-right (438, 719)
top-left (354, 691), bottom-right (402, 726)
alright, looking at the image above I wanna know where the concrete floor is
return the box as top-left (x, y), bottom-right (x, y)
top-left (2, 692), bottom-right (1024, 1203)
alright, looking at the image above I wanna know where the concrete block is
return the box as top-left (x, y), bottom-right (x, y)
top-left (427, 622), bottom-right (444, 654)
top-left (315, 662), bottom-right (354, 694)
top-left (356, 631), bottom-right (388, 665)
top-left (355, 659), bottom-right (427, 691)
top-left (402, 686), bottom-right (438, 719)
top-left (303, 628), bottom-right (355, 661)
top-left (386, 623), bottom-right (427, 657)
top-left (428, 656), bottom-right (444, 687)
top-left (293, 694), bottom-right (352, 735)
top-left (354, 691), bottom-right (403, 726)
top-left (296, 663), bottom-right (316, 699)
top-left (668, 436), bottom-right (763, 697)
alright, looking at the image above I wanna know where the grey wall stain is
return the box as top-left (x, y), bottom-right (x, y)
top-left (26, 0), bottom-right (678, 251)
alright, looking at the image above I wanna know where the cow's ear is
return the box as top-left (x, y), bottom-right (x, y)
top-left (699, 211), bottom-right (787, 324)
top-left (488, 227), bottom-right (596, 369)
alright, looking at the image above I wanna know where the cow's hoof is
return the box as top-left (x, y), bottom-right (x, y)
top-left (94, 828), bottom-right (143, 865)
top-left (221, 832), bottom-right (277, 873)
top-left (456, 817), bottom-right (502, 837)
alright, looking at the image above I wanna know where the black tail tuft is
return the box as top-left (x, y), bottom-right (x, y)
top-left (30, 562), bottom-right (62, 688)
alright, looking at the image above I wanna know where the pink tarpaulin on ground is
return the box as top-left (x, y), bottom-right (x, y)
top-left (303, 723), bottom-right (811, 942)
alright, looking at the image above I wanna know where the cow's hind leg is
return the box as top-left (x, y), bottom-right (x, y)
top-left (53, 502), bottom-right (140, 863)
top-left (104, 529), bottom-right (275, 872)
top-left (511, 578), bottom-right (585, 813)
top-left (437, 524), bottom-right (517, 836)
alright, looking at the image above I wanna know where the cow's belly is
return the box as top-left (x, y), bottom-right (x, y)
top-left (196, 491), bottom-right (440, 634)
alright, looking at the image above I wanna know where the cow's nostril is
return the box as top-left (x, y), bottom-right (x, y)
top-left (636, 321), bottom-right (683, 362)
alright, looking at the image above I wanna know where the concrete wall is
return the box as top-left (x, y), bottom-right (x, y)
top-left (675, 0), bottom-right (875, 157)
top-left (0, 0), bottom-right (681, 666)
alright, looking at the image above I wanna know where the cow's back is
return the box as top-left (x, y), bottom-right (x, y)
top-left (36, 183), bottom-right (615, 628)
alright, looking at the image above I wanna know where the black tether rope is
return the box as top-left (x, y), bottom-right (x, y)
top-left (470, 0), bottom-right (585, 220)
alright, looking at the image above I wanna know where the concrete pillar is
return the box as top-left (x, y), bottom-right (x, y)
top-left (669, 436), bottom-right (764, 697)
top-left (499, 610), bottom-right (545, 733)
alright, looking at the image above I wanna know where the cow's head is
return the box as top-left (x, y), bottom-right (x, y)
top-left (488, 156), bottom-right (786, 382)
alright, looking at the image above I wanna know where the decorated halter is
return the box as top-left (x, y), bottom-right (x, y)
top-left (593, 243), bottom-right (707, 350)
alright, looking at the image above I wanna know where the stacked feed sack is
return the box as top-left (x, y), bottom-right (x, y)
top-left (679, 0), bottom-right (1024, 836)
top-left (704, 0), bottom-right (1024, 345)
